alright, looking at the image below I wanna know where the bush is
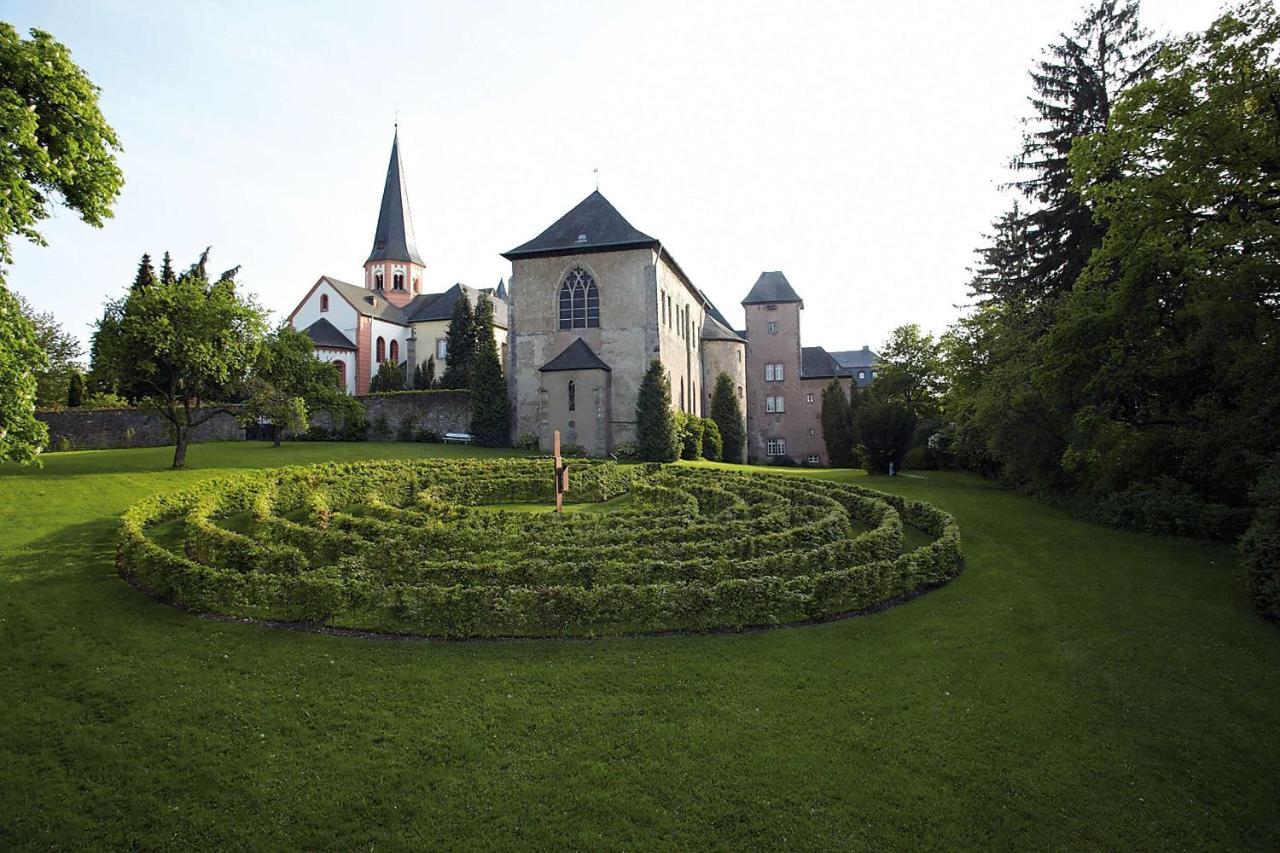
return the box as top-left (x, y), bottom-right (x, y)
top-left (1239, 461), bottom-right (1280, 621)
top-left (903, 445), bottom-right (939, 471)
top-left (117, 460), bottom-right (964, 638)
top-left (369, 360), bottom-right (406, 393)
top-left (700, 418), bottom-right (722, 461)
top-left (413, 428), bottom-right (442, 443)
top-left (514, 433), bottom-right (540, 451)
top-left (677, 412), bottom-right (703, 460)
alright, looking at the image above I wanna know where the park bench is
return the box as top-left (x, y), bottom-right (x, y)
top-left (442, 432), bottom-right (473, 444)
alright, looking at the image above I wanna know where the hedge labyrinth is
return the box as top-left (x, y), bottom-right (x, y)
top-left (118, 459), bottom-right (964, 638)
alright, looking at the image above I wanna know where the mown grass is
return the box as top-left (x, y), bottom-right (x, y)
top-left (0, 441), bottom-right (1276, 850)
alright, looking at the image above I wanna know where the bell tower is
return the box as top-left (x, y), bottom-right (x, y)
top-left (364, 127), bottom-right (425, 309)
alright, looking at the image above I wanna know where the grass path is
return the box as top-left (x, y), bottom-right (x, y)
top-left (1, 442), bottom-right (1277, 849)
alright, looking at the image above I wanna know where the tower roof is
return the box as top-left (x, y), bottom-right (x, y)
top-left (742, 271), bottom-right (803, 306)
top-left (366, 129), bottom-right (424, 265)
top-left (503, 190), bottom-right (657, 260)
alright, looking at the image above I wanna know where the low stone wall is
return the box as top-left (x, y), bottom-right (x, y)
top-left (37, 406), bottom-right (245, 451)
top-left (36, 391), bottom-right (474, 451)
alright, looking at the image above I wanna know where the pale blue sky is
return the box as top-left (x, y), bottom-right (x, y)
top-left (4, 0), bottom-right (1222, 355)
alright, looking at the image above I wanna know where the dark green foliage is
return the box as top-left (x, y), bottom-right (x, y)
top-left (440, 293), bottom-right (476, 390)
top-left (701, 417), bottom-right (723, 462)
top-left (676, 412), bottom-right (703, 460)
top-left (857, 394), bottom-right (916, 475)
top-left (131, 254), bottom-right (156, 291)
top-left (414, 356), bottom-right (436, 389)
top-left (370, 414), bottom-right (392, 440)
top-left (820, 379), bottom-right (853, 467)
top-left (469, 295), bottom-right (509, 447)
top-left (66, 371), bottom-right (85, 407)
top-left (636, 360), bottom-right (679, 462)
top-left (1240, 460), bottom-right (1280, 620)
top-left (0, 281), bottom-right (47, 462)
top-left (159, 251), bottom-right (175, 284)
top-left (255, 324), bottom-right (361, 433)
top-left (369, 360), bottom-right (405, 393)
top-left (709, 372), bottom-right (745, 464)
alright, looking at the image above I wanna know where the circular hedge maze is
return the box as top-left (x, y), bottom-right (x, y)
top-left (118, 459), bottom-right (963, 638)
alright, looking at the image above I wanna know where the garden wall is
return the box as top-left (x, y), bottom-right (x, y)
top-left (37, 391), bottom-right (472, 451)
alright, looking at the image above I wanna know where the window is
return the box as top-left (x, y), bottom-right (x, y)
top-left (737, 349), bottom-right (742, 363)
top-left (568, 380), bottom-right (576, 412)
top-left (389, 340), bottom-right (399, 363)
top-left (805, 393), bottom-right (814, 404)
top-left (320, 294), bottom-right (329, 312)
top-left (858, 370), bottom-right (866, 380)
top-left (332, 360), bottom-right (345, 389)
top-left (767, 438), bottom-right (786, 457)
top-left (738, 385), bottom-right (743, 399)
top-left (871, 370), bottom-right (877, 378)
top-left (392, 272), bottom-right (404, 291)
top-left (807, 454), bottom-right (820, 463)
top-left (376, 337), bottom-right (385, 363)
top-left (766, 395), bottom-right (785, 413)
top-left (373, 265), bottom-right (385, 290)
top-left (808, 427), bottom-right (816, 437)
top-left (558, 267), bottom-right (600, 329)
top-left (767, 321), bottom-right (778, 335)
top-left (765, 363), bottom-right (784, 382)
top-left (680, 376), bottom-right (685, 412)
top-left (436, 338), bottom-right (447, 360)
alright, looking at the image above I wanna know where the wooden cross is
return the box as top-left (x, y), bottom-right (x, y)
top-left (553, 430), bottom-right (570, 513)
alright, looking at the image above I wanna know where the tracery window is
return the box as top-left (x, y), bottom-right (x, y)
top-left (558, 267), bottom-right (600, 329)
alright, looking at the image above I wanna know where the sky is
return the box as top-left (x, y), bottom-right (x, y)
top-left (4, 0), bottom-right (1225, 355)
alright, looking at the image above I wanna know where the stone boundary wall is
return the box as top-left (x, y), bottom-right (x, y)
top-left (36, 391), bottom-right (472, 451)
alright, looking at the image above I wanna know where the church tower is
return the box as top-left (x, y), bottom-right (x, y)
top-left (364, 128), bottom-right (425, 309)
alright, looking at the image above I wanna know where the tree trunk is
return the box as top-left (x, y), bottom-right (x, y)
top-left (172, 426), bottom-right (188, 469)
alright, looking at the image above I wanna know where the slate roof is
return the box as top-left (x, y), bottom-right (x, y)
top-left (503, 190), bottom-right (658, 260)
top-left (830, 346), bottom-right (879, 370)
top-left (321, 276), bottom-right (408, 322)
top-left (538, 337), bottom-right (611, 372)
top-left (405, 283), bottom-right (509, 329)
top-left (366, 130), bottom-right (425, 265)
top-left (302, 317), bottom-right (356, 350)
top-left (742, 271), bottom-right (803, 306)
top-left (801, 346), bottom-right (854, 379)
top-left (495, 278), bottom-right (507, 301)
top-left (701, 313), bottom-right (746, 343)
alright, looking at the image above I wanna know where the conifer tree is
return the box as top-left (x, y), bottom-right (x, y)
top-left (66, 371), bottom-right (85, 407)
top-left (159, 251), bottom-right (175, 284)
top-left (440, 292), bottom-right (476, 389)
top-left (820, 379), bottom-right (853, 467)
top-left (636, 360), bottom-right (679, 462)
top-left (709, 371), bottom-right (745, 464)
top-left (413, 356), bottom-right (437, 389)
top-left (469, 295), bottom-right (509, 446)
top-left (131, 253), bottom-right (156, 291)
top-left (369, 360), bottom-right (405, 392)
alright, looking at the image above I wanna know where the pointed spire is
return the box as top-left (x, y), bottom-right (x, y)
top-left (495, 277), bottom-right (507, 301)
top-left (367, 128), bottom-right (424, 265)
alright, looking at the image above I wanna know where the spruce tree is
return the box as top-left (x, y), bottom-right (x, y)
top-left (159, 251), bottom-right (176, 284)
top-left (413, 356), bottom-right (437, 389)
top-left (440, 292), bottom-right (476, 389)
top-left (131, 253), bottom-right (156, 291)
top-left (636, 360), bottom-right (679, 462)
top-left (709, 371), bottom-right (745, 464)
top-left (469, 295), bottom-right (509, 446)
top-left (820, 379), bottom-right (853, 467)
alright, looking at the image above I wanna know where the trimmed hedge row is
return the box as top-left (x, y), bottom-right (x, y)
top-left (118, 459), bottom-right (964, 637)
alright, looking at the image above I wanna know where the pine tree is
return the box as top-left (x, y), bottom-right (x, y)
top-left (1002, 0), bottom-right (1157, 313)
top-left (159, 251), bottom-right (176, 284)
top-left (820, 379), bottom-right (853, 467)
top-left (636, 360), bottom-right (679, 462)
top-left (66, 371), bottom-right (85, 407)
top-left (440, 292), bottom-right (476, 389)
top-left (425, 355), bottom-right (436, 388)
top-left (709, 372), bottom-right (745, 464)
top-left (131, 253), bottom-right (156, 291)
top-left (369, 360), bottom-right (405, 392)
top-left (469, 295), bottom-right (509, 446)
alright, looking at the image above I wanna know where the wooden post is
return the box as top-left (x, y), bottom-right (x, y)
top-left (553, 430), bottom-right (564, 513)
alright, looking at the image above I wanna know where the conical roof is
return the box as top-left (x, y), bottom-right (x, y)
top-left (367, 129), bottom-right (424, 265)
top-left (503, 190), bottom-right (657, 260)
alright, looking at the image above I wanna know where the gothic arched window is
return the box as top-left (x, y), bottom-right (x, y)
top-left (568, 380), bottom-right (576, 412)
top-left (389, 340), bottom-right (399, 363)
top-left (376, 336), bottom-right (385, 363)
top-left (558, 267), bottom-right (600, 330)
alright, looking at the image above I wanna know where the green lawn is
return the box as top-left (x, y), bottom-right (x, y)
top-left (1, 441), bottom-right (1276, 850)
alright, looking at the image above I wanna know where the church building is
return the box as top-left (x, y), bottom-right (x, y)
top-left (287, 130), bottom-right (508, 394)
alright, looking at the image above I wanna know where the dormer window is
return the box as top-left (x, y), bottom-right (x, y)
top-left (320, 294), bottom-right (329, 312)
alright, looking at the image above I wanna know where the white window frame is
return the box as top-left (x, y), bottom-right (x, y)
top-left (805, 393), bottom-right (814, 404)
top-left (766, 438), bottom-right (786, 457)
top-left (767, 320), bottom-right (778, 335)
top-left (766, 395), bottom-right (785, 413)
top-left (807, 454), bottom-right (820, 463)
top-left (436, 338), bottom-right (448, 360)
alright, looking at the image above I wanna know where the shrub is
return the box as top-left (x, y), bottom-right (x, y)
top-left (700, 418), bottom-right (722, 461)
top-left (514, 432), bottom-right (540, 451)
top-left (612, 440), bottom-right (638, 460)
top-left (369, 360), bottom-right (406, 393)
top-left (1239, 460), bottom-right (1280, 621)
top-left (561, 443), bottom-right (588, 458)
top-left (677, 412), bottom-right (703, 460)
top-left (117, 460), bottom-right (963, 638)
top-left (903, 445), bottom-right (938, 471)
